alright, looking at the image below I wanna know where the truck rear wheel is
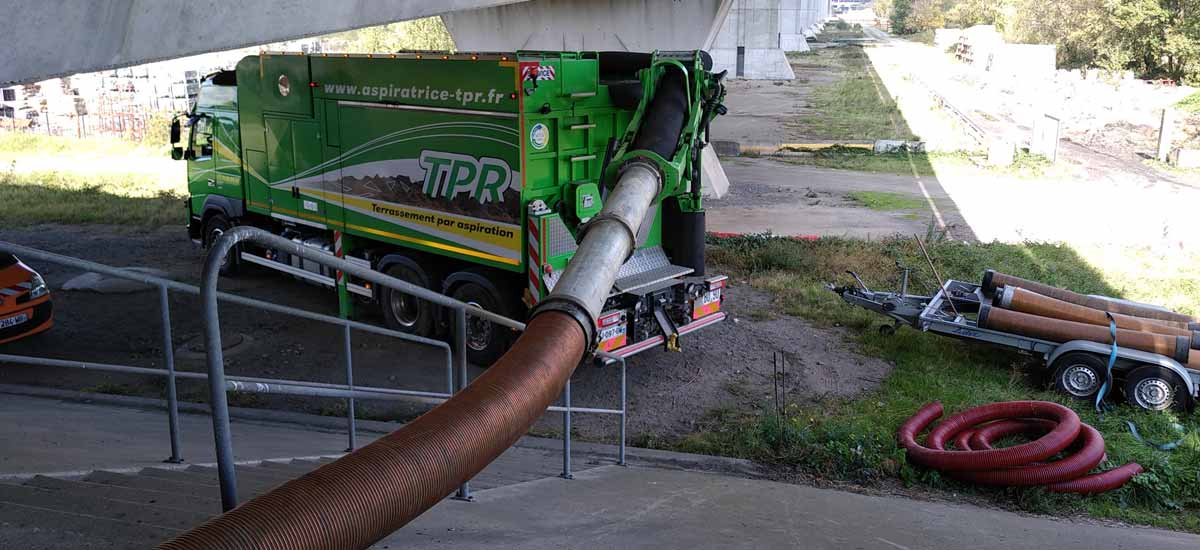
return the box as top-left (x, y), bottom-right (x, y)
top-left (1049, 352), bottom-right (1105, 401)
top-left (1123, 366), bottom-right (1190, 412)
top-left (203, 214), bottom-right (239, 276)
top-left (450, 281), bottom-right (511, 366)
top-left (380, 263), bottom-right (435, 337)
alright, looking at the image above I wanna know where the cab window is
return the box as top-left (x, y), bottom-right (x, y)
top-left (190, 116), bottom-right (213, 159)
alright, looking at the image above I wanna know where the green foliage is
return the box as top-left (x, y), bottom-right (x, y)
top-left (789, 47), bottom-right (911, 140)
top-left (1177, 91), bottom-right (1200, 113)
top-left (0, 167), bottom-right (183, 226)
top-left (334, 17), bottom-right (455, 53)
top-left (694, 234), bottom-right (1200, 531)
top-left (846, 191), bottom-right (928, 211)
top-left (894, 0), bottom-right (1200, 83)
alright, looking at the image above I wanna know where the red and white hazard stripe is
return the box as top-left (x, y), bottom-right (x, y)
top-left (334, 230), bottom-right (345, 287)
top-left (527, 218), bottom-right (541, 304)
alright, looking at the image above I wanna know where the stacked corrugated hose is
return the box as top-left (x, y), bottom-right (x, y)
top-left (899, 401), bottom-right (1143, 493)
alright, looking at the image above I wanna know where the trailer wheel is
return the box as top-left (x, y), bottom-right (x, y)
top-left (380, 263), bottom-right (435, 337)
top-left (450, 281), bottom-right (511, 366)
top-left (203, 214), bottom-right (239, 276)
top-left (1123, 366), bottom-right (1190, 412)
top-left (1049, 352), bottom-right (1104, 401)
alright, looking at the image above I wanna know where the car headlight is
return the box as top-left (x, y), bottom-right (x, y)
top-left (29, 272), bottom-right (48, 299)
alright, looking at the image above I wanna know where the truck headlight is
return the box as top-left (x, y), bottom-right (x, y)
top-left (29, 272), bottom-right (48, 299)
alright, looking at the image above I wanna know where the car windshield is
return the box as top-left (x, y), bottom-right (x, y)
top-left (0, 253), bottom-right (16, 268)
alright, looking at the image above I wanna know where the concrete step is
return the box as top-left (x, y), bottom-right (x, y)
top-left (183, 464), bottom-right (297, 485)
top-left (22, 475), bottom-right (221, 516)
top-left (83, 470), bottom-right (227, 497)
top-left (139, 467), bottom-right (219, 487)
top-left (0, 501), bottom-right (177, 550)
top-left (173, 466), bottom-right (292, 494)
top-left (255, 459), bottom-right (323, 476)
top-left (0, 482), bottom-right (206, 531)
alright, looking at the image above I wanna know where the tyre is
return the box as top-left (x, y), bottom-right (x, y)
top-left (1049, 352), bottom-right (1106, 401)
top-left (379, 262), bottom-right (435, 337)
top-left (449, 280), bottom-right (512, 366)
top-left (1123, 366), bottom-right (1190, 412)
top-left (203, 214), bottom-right (239, 276)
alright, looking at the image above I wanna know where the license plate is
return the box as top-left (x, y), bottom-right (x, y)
top-left (598, 322), bottom-right (627, 352)
top-left (0, 312), bottom-right (29, 329)
top-left (692, 288), bottom-right (722, 320)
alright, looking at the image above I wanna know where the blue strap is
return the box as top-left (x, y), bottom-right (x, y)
top-left (1094, 313), bottom-right (1118, 416)
top-left (1096, 312), bottom-right (1187, 451)
top-left (1125, 420), bottom-right (1186, 451)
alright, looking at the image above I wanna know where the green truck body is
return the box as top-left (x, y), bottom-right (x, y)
top-left (176, 50), bottom-right (727, 362)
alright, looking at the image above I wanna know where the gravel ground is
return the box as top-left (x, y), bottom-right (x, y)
top-left (0, 224), bottom-right (892, 444)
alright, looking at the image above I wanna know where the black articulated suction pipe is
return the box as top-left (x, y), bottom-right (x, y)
top-left (159, 62), bottom-right (693, 550)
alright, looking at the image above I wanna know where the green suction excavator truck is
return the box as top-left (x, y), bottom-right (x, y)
top-left (171, 49), bottom-right (728, 364)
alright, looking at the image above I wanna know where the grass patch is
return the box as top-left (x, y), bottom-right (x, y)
top-left (0, 132), bottom-right (166, 157)
top-left (680, 234), bottom-right (1200, 532)
top-left (846, 191), bottom-right (926, 211)
top-left (901, 30), bottom-right (936, 46)
top-left (0, 166), bottom-right (184, 226)
top-left (1177, 91), bottom-right (1200, 114)
top-left (790, 46), bottom-right (915, 141)
top-left (779, 148), bottom-right (935, 176)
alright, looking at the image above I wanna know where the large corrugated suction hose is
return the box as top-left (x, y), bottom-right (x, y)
top-left (158, 313), bottom-right (586, 549)
top-left (899, 402), bottom-right (1142, 494)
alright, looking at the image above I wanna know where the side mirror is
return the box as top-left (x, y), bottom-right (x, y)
top-left (169, 118), bottom-right (181, 144)
top-left (171, 147), bottom-right (184, 161)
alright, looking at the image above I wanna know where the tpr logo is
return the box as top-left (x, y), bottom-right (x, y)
top-left (419, 150), bottom-right (512, 204)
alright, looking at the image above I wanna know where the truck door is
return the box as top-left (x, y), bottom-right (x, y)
top-left (186, 115), bottom-right (216, 201)
top-left (265, 118), bottom-right (325, 226)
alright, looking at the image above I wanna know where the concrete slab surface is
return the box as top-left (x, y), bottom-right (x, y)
top-left (378, 465), bottom-right (1199, 549)
top-left (0, 392), bottom-right (364, 476)
top-left (710, 158), bottom-right (971, 240)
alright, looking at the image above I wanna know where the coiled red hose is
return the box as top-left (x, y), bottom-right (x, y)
top-left (899, 402), bottom-right (1143, 494)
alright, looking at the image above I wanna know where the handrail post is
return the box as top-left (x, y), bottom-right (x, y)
top-left (452, 307), bottom-right (473, 501)
top-left (619, 356), bottom-right (627, 466)
top-left (159, 284), bottom-right (183, 464)
top-left (343, 322), bottom-right (356, 452)
top-left (561, 377), bottom-right (573, 479)
top-left (202, 236), bottom-right (240, 511)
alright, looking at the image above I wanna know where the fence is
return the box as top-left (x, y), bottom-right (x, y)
top-left (0, 229), bottom-right (626, 513)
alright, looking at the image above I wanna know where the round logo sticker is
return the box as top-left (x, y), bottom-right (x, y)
top-left (529, 123), bottom-right (549, 150)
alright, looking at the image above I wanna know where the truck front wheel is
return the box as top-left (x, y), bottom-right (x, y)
top-left (380, 263), bottom-right (435, 337)
top-left (450, 281), bottom-right (512, 366)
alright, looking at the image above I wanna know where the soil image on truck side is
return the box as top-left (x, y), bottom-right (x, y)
top-left (340, 172), bottom-right (522, 226)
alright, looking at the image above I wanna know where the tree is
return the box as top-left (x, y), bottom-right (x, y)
top-left (945, 0), bottom-right (1011, 29)
top-left (907, 0), bottom-right (947, 33)
top-left (334, 17), bottom-right (455, 53)
top-left (890, 0), bottom-right (914, 34)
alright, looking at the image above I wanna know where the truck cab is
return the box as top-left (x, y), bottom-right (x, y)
top-left (174, 71), bottom-right (243, 252)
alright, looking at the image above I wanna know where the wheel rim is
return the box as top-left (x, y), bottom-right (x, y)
top-left (465, 301), bottom-right (492, 352)
top-left (1132, 378), bottom-right (1173, 410)
top-left (1061, 364), bottom-right (1099, 397)
top-left (387, 289), bottom-right (420, 328)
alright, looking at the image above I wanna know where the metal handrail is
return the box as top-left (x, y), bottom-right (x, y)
top-left (202, 227), bottom-right (621, 510)
top-left (0, 238), bottom-right (455, 463)
top-left (0, 235), bottom-right (627, 514)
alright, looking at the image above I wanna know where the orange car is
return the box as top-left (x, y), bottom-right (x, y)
top-left (0, 253), bottom-right (52, 344)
